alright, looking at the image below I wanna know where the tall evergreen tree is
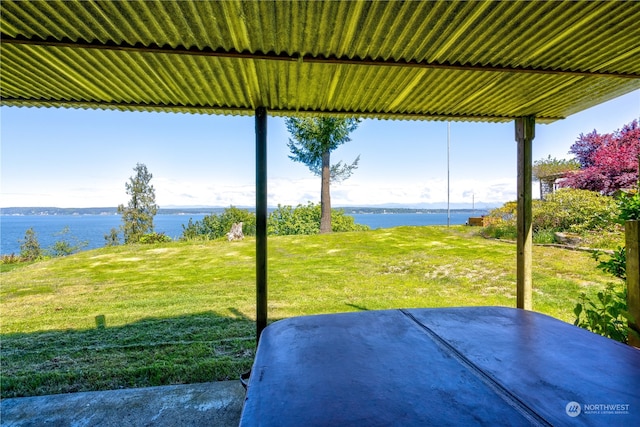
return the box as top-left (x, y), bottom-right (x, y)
top-left (286, 117), bottom-right (360, 233)
top-left (118, 163), bottom-right (158, 243)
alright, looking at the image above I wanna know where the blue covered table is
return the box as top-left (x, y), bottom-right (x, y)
top-left (240, 307), bottom-right (640, 426)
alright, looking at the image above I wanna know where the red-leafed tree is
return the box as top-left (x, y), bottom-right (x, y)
top-left (561, 119), bottom-right (640, 195)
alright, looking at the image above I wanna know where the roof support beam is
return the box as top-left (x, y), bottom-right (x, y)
top-left (2, 34), bottom-right (638, 79)
top-left (0, 97), bottom-right (565, 122)
top-left (515, 117), bottom-right (535, 310)
top-left (255, 107), bottom-right (268, 343)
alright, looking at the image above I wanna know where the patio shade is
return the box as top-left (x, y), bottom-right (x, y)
top-left (1, 0), bottom-right (639, 121)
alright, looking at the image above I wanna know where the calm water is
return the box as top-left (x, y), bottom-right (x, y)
top-left (0, 212), bottom-right (480, 255)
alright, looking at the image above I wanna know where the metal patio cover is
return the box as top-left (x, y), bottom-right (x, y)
top-left (1, 0), bottom-right (639, 121)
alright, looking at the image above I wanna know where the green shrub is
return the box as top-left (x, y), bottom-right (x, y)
top-left (49, 240), bottom-right (77, 257)
top-left (532, 228), bottom-right (556, 244)
top-left (593, 247), bottom-right (626, 281)
top-left (220, 206), bottom-right (256, 236)
top-left (47, 226), bottom-right (88, 257)
top-left (534, 188), bottom-right (618, 233)
top-left (104, 228), bottom-right (121, 246)
top-left (267, 202), bottom-right (369, 236)
top-left (480, 223), bottom-right (517, 240)
top-left (574, 284), bottom-right (631, 344)
top-left (580, 230), bottom-right (625, 251)
top-left (618, 190), bottom-right (640, 222)
top-left (533, 189), bottom-right (612, 233)
top-left (572, 189), bottom-right (636, 344)
top-left (331, 210), bottom-right (370, 233)
top-left (268, 203), bottom-right (320, 235)
top-left (19, 228), bottom-right (42, 261)
top-left (482, 189), bottom-right (618, 241)
top-left (181, 207), bottom-right (256, 240)
top-left (1, 254), bottom-right (28, 264)
top-left (139, 232), bottom-right (172, 244)
top-left (482, 201), bottom-right (518, 225)
top-left (181, 217), bottom-right (216, 240)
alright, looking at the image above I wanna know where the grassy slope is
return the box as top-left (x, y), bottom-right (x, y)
top-left (0, 226), bottom-right (620, 397)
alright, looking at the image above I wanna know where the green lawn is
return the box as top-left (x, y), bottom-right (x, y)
top-left (0, 226), bottom-right (620, 398)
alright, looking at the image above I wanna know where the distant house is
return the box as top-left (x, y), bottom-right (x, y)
top-left (533, 157), bottom-right (580, 200)
top-left (539, 173), bottom-right (566, 200)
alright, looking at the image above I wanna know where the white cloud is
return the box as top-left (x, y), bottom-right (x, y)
top-left (325, 177), bottom-right (517, 206)
top-left (1, 175), bottom-right (519, 209)
top-left (0, 186), bottom-right (123, 208)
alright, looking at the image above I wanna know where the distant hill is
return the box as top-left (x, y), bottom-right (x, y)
top-left (1, 206), bottom-right (492, 216)
top-left (339, 207), bottom-right (489, 215)
top-left (0, 207), bottom-right (227, 216)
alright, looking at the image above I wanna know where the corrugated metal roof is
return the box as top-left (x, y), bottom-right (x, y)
top-left (1, 0), bottom-right (639, 122)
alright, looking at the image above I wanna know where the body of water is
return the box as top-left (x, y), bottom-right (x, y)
top-left (351, 212), bottom-right (477, 229)
top-left (0, 211), bottom-right (483, 256)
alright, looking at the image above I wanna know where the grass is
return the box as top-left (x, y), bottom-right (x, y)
top-left (0, 226), bottom-right (621, 398)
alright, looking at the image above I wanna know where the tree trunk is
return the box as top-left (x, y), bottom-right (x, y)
top-left (320, 150), bottom-right (332, 233)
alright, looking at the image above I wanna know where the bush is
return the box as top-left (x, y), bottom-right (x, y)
top-left (618, 190), bottom-right (640, 222)
top-left (268, 202), bottom-right (369, 236)
top-left (534, 188), bottom-right (618, 233)
top-left (1, 254), bottom-right (28, 264)
top-left (331, 210), bottom-right (370, 233)
top-left (19, 228), bottom-right (42, 261)
top-left (139, 232), bottom-right (172, 244)
top-left (268, 203), bottom-right (320, 235)
top-left (47, 226), bottom-right (88, 257)
top-left (532, 229), bottom-right (556, 244)
top-left (574, 285), bottom-right (631, 344)
top-left (572, 188), bottom-right (637, 344)
top-left (594, 247), bottom-right (626, 281)
top-left (482, 201), bottom-right (517, 226)
top-left (182, 207), bottom-right (256, 240)
top-left (482, 189), bottom-right (618, 240)
top-left (104, 228), bottom-right (121, 246)
top-left (49, 240), bottom-right (77, 257)
top-left (480, 223), bottom-right (517, 240)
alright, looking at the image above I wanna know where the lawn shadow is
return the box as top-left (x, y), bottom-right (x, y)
top-left (345, 303), bottom-right (370, 311)
top-left (1, 310), bottom-right (256, 398)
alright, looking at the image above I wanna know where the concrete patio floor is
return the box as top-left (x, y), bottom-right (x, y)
top-left (0, 381), bottom-right (245, 427)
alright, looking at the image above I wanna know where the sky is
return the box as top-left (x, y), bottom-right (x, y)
top-left (1, 90), bottom-right (639, 209)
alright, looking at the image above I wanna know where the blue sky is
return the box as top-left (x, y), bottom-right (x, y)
top-left (1, 90), bottom-right (639, 209)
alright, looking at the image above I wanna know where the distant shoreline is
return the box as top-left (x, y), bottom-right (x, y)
top-left (1, 210), bottom-right (488, 256)
top-left (1, 206), bottom-right (492, 216)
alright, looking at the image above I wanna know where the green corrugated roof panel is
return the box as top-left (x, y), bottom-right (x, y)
top-left (1, 0), bottom-right (639, 122)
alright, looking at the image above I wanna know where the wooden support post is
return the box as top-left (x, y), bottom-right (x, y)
top-left (515, 117), bottom-right (535, 310)
top-left (627, 220), bottom-right (640, 347)
top-left (256, 107), bottom-right (268, 343)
